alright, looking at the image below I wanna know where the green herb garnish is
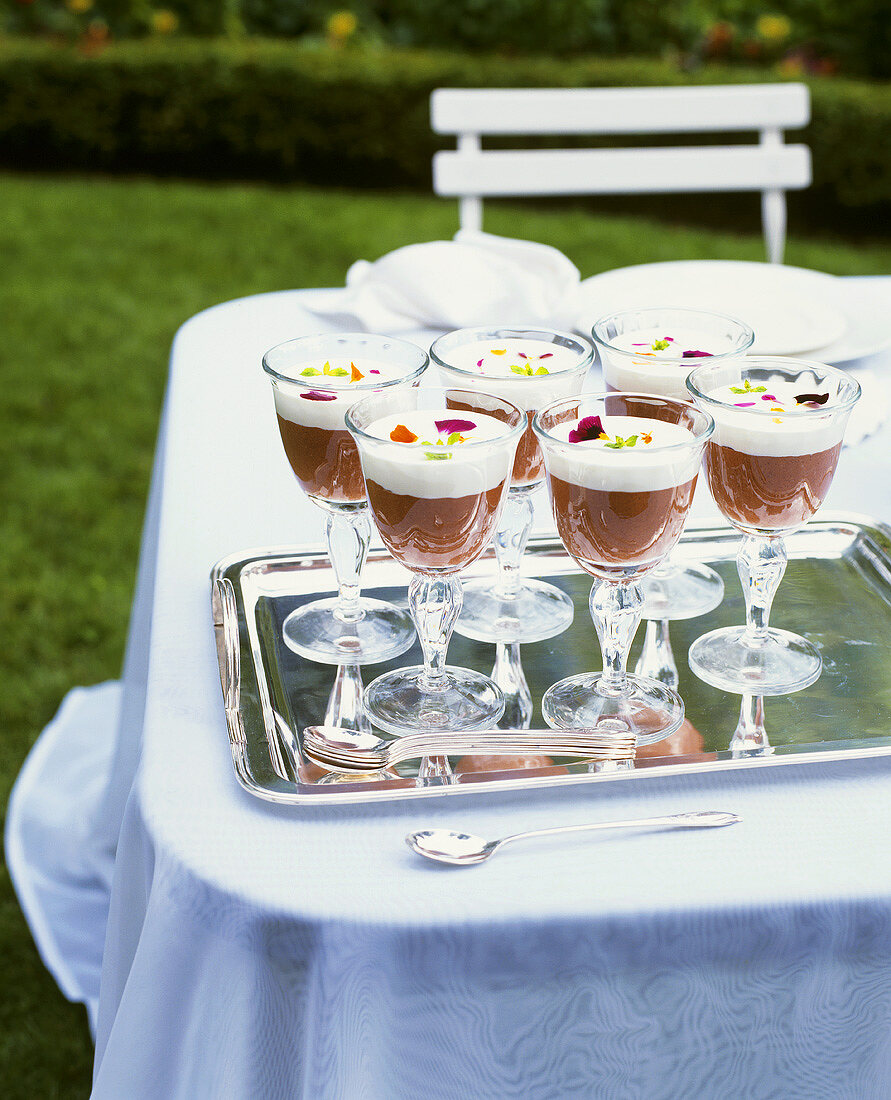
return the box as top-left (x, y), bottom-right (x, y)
top-left (604, 434), bottom-right (638, 449)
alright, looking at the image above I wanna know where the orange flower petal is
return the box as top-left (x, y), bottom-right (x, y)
top-left (390, 423), bottom-right (418, 443)
top-left (350, 362), bottom-right (364, 382)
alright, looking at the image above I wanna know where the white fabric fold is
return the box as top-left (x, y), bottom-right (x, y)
top-left (301, 230), bottom-right (582, 334)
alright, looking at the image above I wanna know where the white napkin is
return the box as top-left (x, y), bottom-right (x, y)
top-left (302, 230), bottom-right (582, 334)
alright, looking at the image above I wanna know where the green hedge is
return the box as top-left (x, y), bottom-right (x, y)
top-left (1, 38), bottom-right (888, 235)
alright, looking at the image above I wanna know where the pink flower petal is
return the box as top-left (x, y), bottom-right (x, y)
top-left (435, 418), bottom-right (476, 434)
top-left (568, 414), bottom-right (605, 443)
top-left (299, 391), bottom-right (338, 401)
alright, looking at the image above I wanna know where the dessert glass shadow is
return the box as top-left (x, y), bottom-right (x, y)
top-left (262, 333), bottom-right (427, 665)
top-left (686, 357), bottom-right (860, 694)
top-left (346, 387), bottom-right (523, 738)
top-left (533, 392), bottom-right (714, 742)
top-left (431, 327), bottom-right (594, 643)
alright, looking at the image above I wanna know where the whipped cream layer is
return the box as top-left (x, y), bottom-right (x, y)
top-left (436, 338), bottom-right (588, 411)
top-left (272, 359), bottom-right (404, 430)
top-left (601, 328), bottom-right (736, 399)
top-left (545, 415), bottom-right (701, 492)
top-left (705, 380), bottom-right (846, 457)
top-left (359, 411), bottom-right (517, 498)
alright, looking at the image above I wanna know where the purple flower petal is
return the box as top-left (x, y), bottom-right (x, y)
top-left (435, 418), bottom-right (476, 434)
top-left (299, 391), bottom-right (338, 401)
top-left (568, 414), bottom-right (605, 443)
top-left (369, 369), bottom-right (381, 375)
top-left (539, 353), bottom-right (553, 358)
top-left (760, 394), bottom-right (777, 401)
top-left (682, 350), bottom-right (713, 358)
top-left (734, 401), bottom-right (756, 407)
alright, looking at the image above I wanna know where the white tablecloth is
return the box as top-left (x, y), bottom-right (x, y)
top-left (7, 280), bottom-right (891, 1098)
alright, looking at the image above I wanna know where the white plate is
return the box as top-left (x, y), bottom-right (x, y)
top-left (577, 260), bottom-right (854, 358)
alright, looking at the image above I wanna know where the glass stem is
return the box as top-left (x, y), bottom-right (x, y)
top-left (633, 619), bottom-right (679, 690)
top-left (590, 579), bottom-right (643, 696)
top-left (324, 662), bottom-right (370, 735)
top-left (492, 642), bottom-right (533, 729)
top-left (730, 694), bottom-right (772, 757)
top-left (493, 488), bottom-right (535, 600)
top-left (326, 508), bottom-right (370, 625)
top-left (738, 534), bottom-right (787, 647)
top-left (409, 572), bottom-right (462, 691)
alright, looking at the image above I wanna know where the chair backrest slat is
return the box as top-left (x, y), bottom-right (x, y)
top-left (433, 145), bottom-right (811, 197)
top-left (430, 83), bottom-right (811, 263)
top-left (431, 85), bottom-right (810, 136)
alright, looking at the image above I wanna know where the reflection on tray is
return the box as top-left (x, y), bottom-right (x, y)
top-left (212, 516), bottom-right (891, 803)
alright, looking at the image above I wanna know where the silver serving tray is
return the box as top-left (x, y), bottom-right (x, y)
top-left (211, 513), bottom-right (891, 804)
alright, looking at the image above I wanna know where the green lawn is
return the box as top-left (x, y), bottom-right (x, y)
top-left (1, 171), bottom-right (889, 1094)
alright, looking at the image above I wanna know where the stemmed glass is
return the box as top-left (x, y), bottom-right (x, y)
top-left (593, 307), bottom-right (754, 624)
top-left (686, 357), bottom-right (860, 694)
top-left (431, 327), bottom-right (594, 643)
top-left (533, 392), bottom-right (714, 741)
top-left (346, 387), bottom-right (524, 736)
top-left (262, 333), bottom-right (427, 665)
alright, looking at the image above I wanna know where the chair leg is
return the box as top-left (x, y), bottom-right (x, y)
top-left (762, 188), bottom-right (786, 264)
top-left (459, 195), bottom-right (483, 233)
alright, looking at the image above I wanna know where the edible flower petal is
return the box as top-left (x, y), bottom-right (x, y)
top-left (490, 349), bottom-right (506, 355)
top-left (350, 362), bottom-right (364, 382)
top-left (299, 391), bottom-right (338, 401)
top-left (682, 350), bottom-right (713, 358)
top-left (369, 369), bottom-right (381, 375)
top-left (760, 394), bottom-right (777, 401)
top-left (652, 338), bottom-right (670, 351)
top-left (734, 401), bottom-right (756, 407)
top-left (435, 418), bottom-right (476, 434)
top-left (568, 414), bottom-right (605, 443)
top-left (390, 423), bottom-right (418, 443)
top-left (730, 380), bottom-right (767, 394)
top-left (299, 366), bottom-right (322, 377)
top-left (322, 360), bottom-right (349, 377)
top-left (795, 391), bottom-right (830, 405)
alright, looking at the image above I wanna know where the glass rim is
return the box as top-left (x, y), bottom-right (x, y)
top-left (429, 326), bottom-right (595, 379)
top-left (345, 386), bottom-right (526, 452)
top-left (261, 333), bottom-right (429, 391)
top-left (590, 307), bottom-right (755, 363)
top-left (532, 390), bottom-right (715, 451)
top-left (685, 356), bottom-right (862, 418)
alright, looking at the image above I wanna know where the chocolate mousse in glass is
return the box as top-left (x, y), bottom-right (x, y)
top-left (262, 333), bottom-right (428, 665)
top-left (593, 307), bottom-right (754, 622)
top-left (533, 392), bottom-right (714, 741)
top-left (346, 387), bottom-right (524, 738)
top-left (431, 327), bottom-right (594, 643)
top-left (686, 357), bottom-right (860, 694)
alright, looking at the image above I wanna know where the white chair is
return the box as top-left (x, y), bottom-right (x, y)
top-left (431, 85), bottom-right (811, 264)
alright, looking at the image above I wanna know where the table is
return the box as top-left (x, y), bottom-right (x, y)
top-left (8, 279), bottom-right (891, 1099)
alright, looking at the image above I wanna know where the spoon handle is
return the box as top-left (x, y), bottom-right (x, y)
top-left (383, 731), bottom-right (635, 769)
top-left (496, 811), bottom-right (740, 851)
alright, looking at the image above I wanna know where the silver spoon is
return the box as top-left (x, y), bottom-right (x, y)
top-left (406, 811), bottom-right (741, 865)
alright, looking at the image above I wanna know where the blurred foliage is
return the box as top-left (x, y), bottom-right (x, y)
top-left (3, 0), bottom-right (890, 77)
top-left (0, 38), bottom-right (888, 236)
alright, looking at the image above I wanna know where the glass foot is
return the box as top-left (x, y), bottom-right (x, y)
top-left (541, 673), bottom-right (684, 746)
top-left (282, 597), bottom-right (416, 665)
top-left (454, 578), bottom-right (574, 643)
top-left (640, 560), bottom-right (724, 621)
top-left (688, 625), bottom-right (822, 695)
top-left (364, 665), bottom-right (504, 736)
